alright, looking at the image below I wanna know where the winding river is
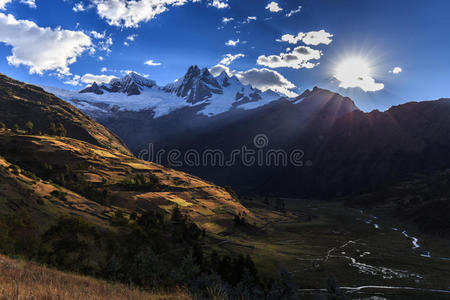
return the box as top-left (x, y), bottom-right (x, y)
top-left (296, 210), bottom-right (450, 297)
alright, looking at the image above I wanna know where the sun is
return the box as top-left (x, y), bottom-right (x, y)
top-left (335, 58), bottom-right (370, 85)
top-left (334, 57), bottom-right (384, 92)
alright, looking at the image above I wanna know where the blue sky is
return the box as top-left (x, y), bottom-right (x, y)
top-left (1, 0), bottom-right (450, 111)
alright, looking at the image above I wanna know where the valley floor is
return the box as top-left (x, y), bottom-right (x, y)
top-left (0, 254), bottom-right (190, 300)
top-left (211, 198), bottom-right (450, 299)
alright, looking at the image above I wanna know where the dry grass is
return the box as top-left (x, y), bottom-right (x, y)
top-left (0, 255), bottom-right (191, 300)
top-left (0, 134), bottom-right (261, 234)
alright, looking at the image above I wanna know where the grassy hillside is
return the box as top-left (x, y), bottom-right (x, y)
top-left (0, 73), bottom-right (131, 156)
top-left (0, 254), bottom-right (190, 300)
top-left (0, 131), bottom-right (267, 298)
top-left (0, 132), bottom-right (255, 234)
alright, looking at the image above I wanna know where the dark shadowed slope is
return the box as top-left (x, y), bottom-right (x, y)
top-left (307, 98), bottom-right (450, 197)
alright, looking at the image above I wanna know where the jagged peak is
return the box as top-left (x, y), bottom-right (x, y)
top-left (112, 72), bottom-right (156, 88)
top-left (201, 67), bottom-right (211, 76)
top-left (217, 71), bottom-right (230, 80)
top-left (185, 65), bottom-right (201, 77)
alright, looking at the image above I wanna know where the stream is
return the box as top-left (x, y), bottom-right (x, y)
top-left (360, 210), bottom-right (450, 261)
top-left (296, 209), bottom-right (450, 297)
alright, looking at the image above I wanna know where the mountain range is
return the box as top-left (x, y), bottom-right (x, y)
top-left (44, 66), bottom-right (450, 198)
top-left (46, 66), bottom-right (281, 120)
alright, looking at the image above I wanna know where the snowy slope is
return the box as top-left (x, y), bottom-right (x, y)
top-left (44, 85), bottom-right (196, 118)
top-left (44, 66), bottom-right (286, 119)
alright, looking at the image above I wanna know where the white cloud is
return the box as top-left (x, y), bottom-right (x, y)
top-left (209, 64), bottom-right (297, 97)
top-left (209, 64), bottom-right (232, 77)
top-left (144, 59), bottom-right (161, 66)
top-left (90, 30), bottom-right (106, 39)
top-left (209, 0), bottom-right (228, 9)
top-left (64, 75), bottom-right (81, 86)
top-left (91, 0), bottom-right (191, 28)
top-left (279, 30), bottom-right (333, 46)
top-left (73, 2), bottom-right (85, 12)
top-left (225, 39), bottom-right (239, 46)
top-left (285, 5), bottom-right (301, 17)
top-left (123, 34), bottom-right (137, 46)
top-left (0, 13), bottom-right (92, 75)
top-left (222, 17), bottom-right (233, 23)
top-left (257, 46), bottom-right (322, 69)
top-left (80, 73), bottom-right (117, 84)
top-left (101, 67), bottom-right (108, 72)
top-left (19, 0), bottom-right (35, 8)
top-left (334, 59), bottom-right (384, 92)
top-left (265, 2), bottom-right (282, 13)
top-left (242, 16), bottom-right (256, 24)
top-left (336, 75), bottom-right (384, 92)
top-left (101, 37), bottom-right (113, 51)
top-left (302, 30), bottom-right (333, 46)
top-left (1, 0), bottom-right (35, 9)
top-left (219, 53), bottom-right (245, 66)
top-left (279, 33), bottom-right (305, 44)
top-left (127, 34), bottom-right (138, 41)
top-left (236, 68), bottom-right (297, 97)
top-left (390, 67), bottom-right (402, 74)
top-left (0, 0), bottom-right (12, 10)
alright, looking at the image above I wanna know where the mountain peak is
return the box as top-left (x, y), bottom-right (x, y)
top-left (186, 65), bottom-right (201, 77)
top-left (79, 81), bottom-right (104, 95)
top-left (297, 86), bottom-right (360, 115)
top-left (216, 71), bottom-right (231, 87)
top-left (164, 65), bottom-right (222, 104)
top-left (115, 72), bottom-right (156, 89)
top-left (80, 72), bottom-right (156, 96)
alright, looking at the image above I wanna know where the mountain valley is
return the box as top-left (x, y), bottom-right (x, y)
top-left (0, 71), bottom-right (448, 299)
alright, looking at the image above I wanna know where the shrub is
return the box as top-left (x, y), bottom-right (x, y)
top-left (50, 190), bottom-right (67, 201)
top-left (48, 122), bottom-right (67, 137)
top-left (119, 174), bottom-right (160, 191)
top-left (9, 164), bottom-right (21, 175)
top-left (22, 169), bottom-right (39, 181)
top-left (25, 121), bottom-right (34, 134)
top-left (49, 123), bottom-right (57, 135)
top-left (57, 123), bottom-right (67, 137)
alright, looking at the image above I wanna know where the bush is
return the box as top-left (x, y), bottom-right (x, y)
top-left (22, 169), bottom-right (39, 181)
top-left (8, 164), bottom-right (21, 175)
top-left (25, 121), bottom-right (34, 134)
top-left (50, 190), bottom-right (67, 201)
top-left (0, 121), bottom-right (6, 130)
top-left (49, 122), bottom-right (66, 137)
top-left (119, 174), bottom-right (160, 191)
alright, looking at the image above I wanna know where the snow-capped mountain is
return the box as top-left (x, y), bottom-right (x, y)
top-left (163, 66), bottom-right (223, 103)
top-left (80, 72), bottom-right (157, 96)
top-left (45, 66), bottom-right (283, 119)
